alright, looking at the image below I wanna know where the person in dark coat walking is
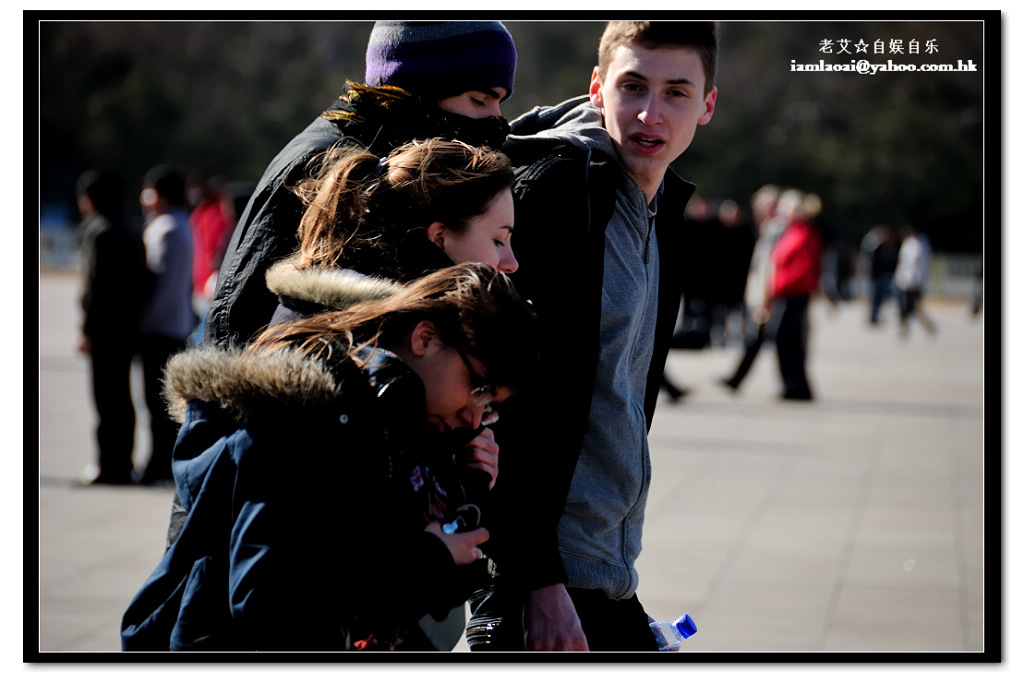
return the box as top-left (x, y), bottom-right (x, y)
top-left (866, 223), bottom-right (900, 326)
top-left (205, 21), bottom-right (518, 347)
top-left (75, 169), bottom-right (149, 485)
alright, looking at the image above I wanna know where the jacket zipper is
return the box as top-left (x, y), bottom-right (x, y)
top-left (644, 215), bottom-right (654, 265)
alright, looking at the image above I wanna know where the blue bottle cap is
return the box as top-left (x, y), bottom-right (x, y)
top-left (674, 614), bottom-right (697, 639)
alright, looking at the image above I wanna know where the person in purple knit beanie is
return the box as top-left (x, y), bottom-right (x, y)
top-left (205, 21), bottom-right (517, 349)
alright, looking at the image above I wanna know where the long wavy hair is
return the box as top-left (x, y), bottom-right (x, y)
top-left (251, 263), bottom-right (537, 391)
top-left (290, 138), bottom-right (514, 279)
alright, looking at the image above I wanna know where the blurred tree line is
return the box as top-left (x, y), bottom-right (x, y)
top-left (37, 17), bottom-right (987, 252)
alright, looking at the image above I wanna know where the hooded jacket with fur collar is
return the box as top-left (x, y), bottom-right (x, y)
top-left (122, 340), bottom-right (485, 651)
top-left (163, 263), bottom-right (406, 549)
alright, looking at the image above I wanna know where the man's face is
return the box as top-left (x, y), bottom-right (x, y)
top-left (139, 187), bottom-right (161, 216)
top-left (438, 87), bottom-right (508, 119)
top-left (590, 43), bottom-right (716, 198)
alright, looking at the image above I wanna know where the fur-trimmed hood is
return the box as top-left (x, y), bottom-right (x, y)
top-left (162, 345), bottom-right (342, 425)
top-left (265, 259), bottom-right (404, 312)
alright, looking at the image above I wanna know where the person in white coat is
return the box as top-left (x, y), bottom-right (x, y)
top-left (893, 224), bottom-right (937, 337)
top-left (137, 164), bottom-right (196, 484)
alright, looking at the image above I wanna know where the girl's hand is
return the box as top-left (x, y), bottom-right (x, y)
top-left (752, 305), bottom-right (771, 325)
top-left (457, 427), bottom-right (499, 489)
top-left (425, 521), bottom-right (489, 565)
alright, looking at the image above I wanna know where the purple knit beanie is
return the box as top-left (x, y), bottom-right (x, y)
top-left (364, 21), bottom-right (516, 102)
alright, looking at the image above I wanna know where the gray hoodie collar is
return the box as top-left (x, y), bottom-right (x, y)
top-left (507, 96), bottom-right (670, 210)
top-left (507, 96), bottom-right (619, 161)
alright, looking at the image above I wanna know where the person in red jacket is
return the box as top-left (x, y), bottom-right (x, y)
top-left (766, 191), bottom-right (823, 400)
top-left (189, 178), bottom-right (235, 303)
top-left (187, 178), bottom-right (236, 345)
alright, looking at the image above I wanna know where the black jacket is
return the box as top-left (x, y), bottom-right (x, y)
top-left (78, 212), bottom-right (149, 341)
top-left (486, 137), bottom-right (695, 593)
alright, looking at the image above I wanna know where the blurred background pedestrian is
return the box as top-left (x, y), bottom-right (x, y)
top-left (863, 223), bottom-right (901, 327)
top-left (136, 164), bottom-right (195, 485)
top-left (894, 223), bottom-right (938, 337)
top-left (767, 191), bottom-right (824, 401)
top-left (186, 175), bottom-right (238, 346)
top-left (75, 169), bottom-right (149, 485)
top-left (720, 185), bottom-right (789, 393)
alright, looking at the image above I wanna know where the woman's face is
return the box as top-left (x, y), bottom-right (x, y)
top-left (398, 321), bottom-right (510, 432)
top-left (428, 189), bottom-right (518, 274)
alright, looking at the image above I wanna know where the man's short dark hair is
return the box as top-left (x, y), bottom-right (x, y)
top-left (598, 21), bottom-right (719, 95)
top-left (77, 169), bottom-right (124, 217)
top-left (143, 164), bottom-right (187, 207)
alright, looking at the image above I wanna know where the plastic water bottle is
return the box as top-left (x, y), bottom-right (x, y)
top-left (649, 614), bottom-right (697, 651)
top-left (441, 503), bottom-right (482, 535)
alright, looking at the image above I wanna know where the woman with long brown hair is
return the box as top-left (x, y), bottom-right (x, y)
top-left (264, 137), bottom-right (519, 329)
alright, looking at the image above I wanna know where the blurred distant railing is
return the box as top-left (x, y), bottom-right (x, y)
top-left (849, 251), bottom-right (983, 300)
top-left (926, 252), bottom-right (984, 298)
top-left (39, 207), bottom-right (79, 270)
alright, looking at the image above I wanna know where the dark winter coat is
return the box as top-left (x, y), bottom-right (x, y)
top-left (78, 212), bottom-right (149, 341)
top-left (121, 343), bottom-right (487, 651)
top-left (205, 83), bottom-right (510, 347)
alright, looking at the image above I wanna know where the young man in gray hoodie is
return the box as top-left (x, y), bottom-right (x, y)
top-left (471, 21), bottom-right (718, 652)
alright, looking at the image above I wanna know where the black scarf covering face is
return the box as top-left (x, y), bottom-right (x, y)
top-left (321, 81), bottom-right (511, 155)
